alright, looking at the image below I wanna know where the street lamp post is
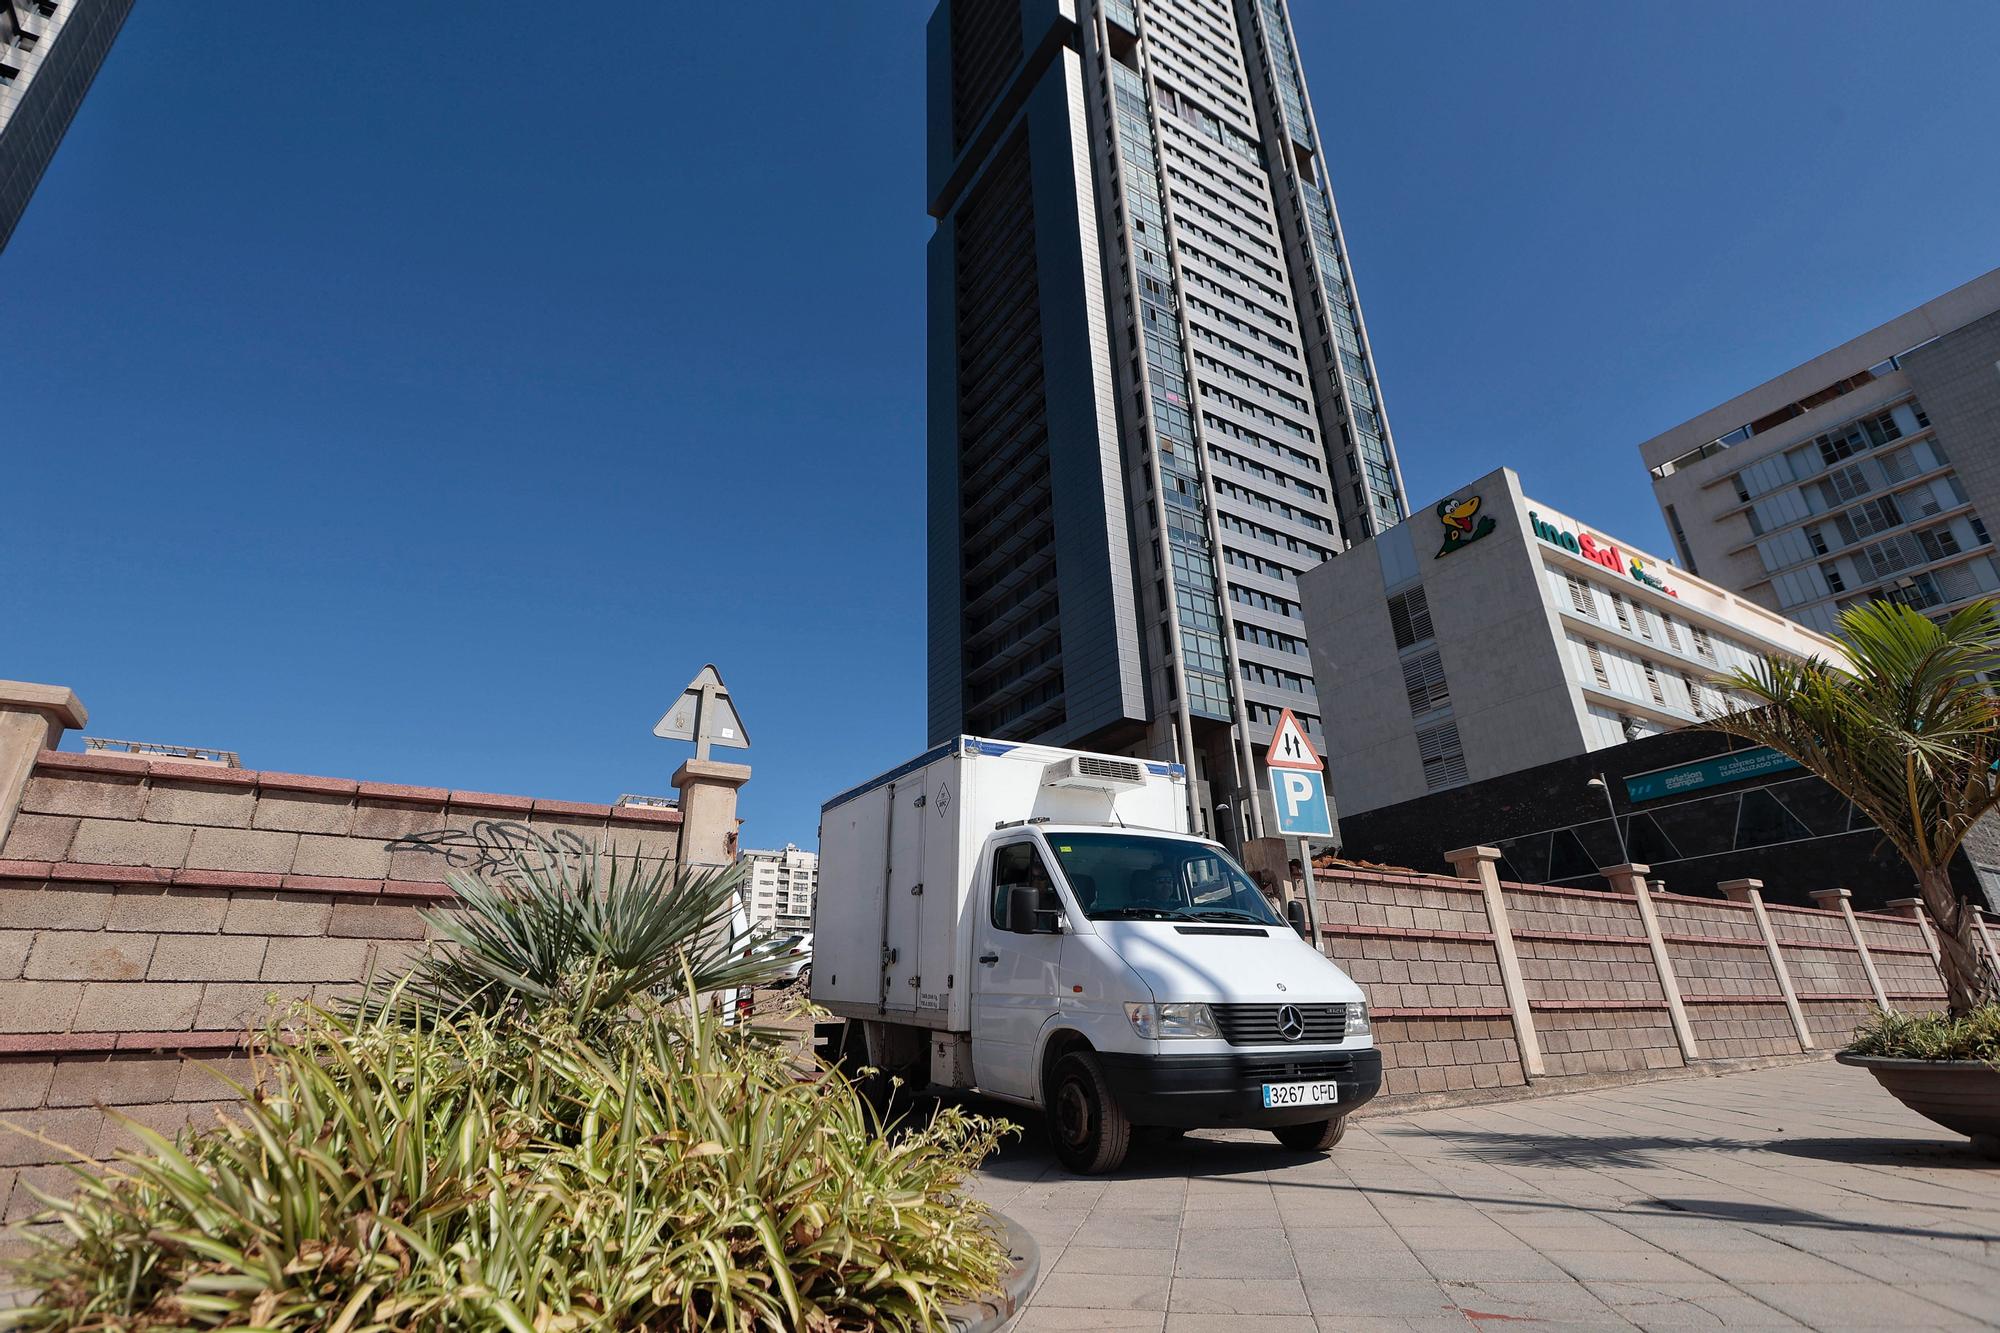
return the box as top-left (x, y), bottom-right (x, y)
top-left (1587, 774), bottom-right (1630, 865)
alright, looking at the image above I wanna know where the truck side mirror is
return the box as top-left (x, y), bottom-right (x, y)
top-left (1284, 899), bottom-right (1309, 939)
top-left (1006, 885), bottom-right (1058, 934)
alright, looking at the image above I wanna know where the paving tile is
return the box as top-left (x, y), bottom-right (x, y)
top-left (1736, 1281), bottom-right (1988, 1329)
top-left (1167, 1278), bottom-right (1311, 1315)
top-left (1300, 1277), bottom-right (1462, 1318)
top-left (1582, 1280), bottom-right (1807, 1328)
top-left (1053, 1246), bottom-right (1177, 1277)
top-left (1675, 1248), bottom-right (1875, 1285)
top-left (1014, 1310), bottom-right (1165, 1332)
top-left (1027, 1271), bottom-right (1170, 1311)
top-left (1412, 1248), bottom-right (1571, 1282)
top-left (1541, 1248), bottom-right (1716, 1283)
top-left (1440, 1278), bottom-right (1623, 1322)
top-left (1171, 1228), bottom-right (1296, 1279)
top-left (1165, 1316), bottom-right (1315, 1333)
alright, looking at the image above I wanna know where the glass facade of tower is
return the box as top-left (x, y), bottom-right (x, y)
top-left (927, 0), bottom-right (1406, 837)
top-left (0, 0), bottom-right (135, 250)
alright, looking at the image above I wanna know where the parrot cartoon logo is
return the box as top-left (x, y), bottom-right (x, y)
top-left (1435, 493), bottom-right (1497, 557)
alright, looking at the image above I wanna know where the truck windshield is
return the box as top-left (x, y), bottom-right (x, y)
top-left (1045, 833), bottom-right (1285, 927)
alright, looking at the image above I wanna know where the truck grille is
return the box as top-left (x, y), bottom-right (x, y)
top-left (1212, 1003), bottom-right (1347, 1046)
top-left (1240, 1055), bottom-right (1357, 1082)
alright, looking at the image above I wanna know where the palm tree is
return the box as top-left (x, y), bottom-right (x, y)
top-left (1705, 598), bottom-right (2000, 1016)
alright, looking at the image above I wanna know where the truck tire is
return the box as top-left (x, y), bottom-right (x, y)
top-left (1272, 1115), bottom-right (1346, 1152)
top-left (1047, 1051), bottom-right (1131, 1174)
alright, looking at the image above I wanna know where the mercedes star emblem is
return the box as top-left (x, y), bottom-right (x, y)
top-left (1277, 1004), bottom-right (1305, 1041)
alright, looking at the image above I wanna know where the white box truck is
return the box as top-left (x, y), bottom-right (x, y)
top-left (813, 736), bottom-right (1380, 1173)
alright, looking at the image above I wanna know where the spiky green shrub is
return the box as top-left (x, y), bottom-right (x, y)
top-left (4, 997), bottom-right (1011, 1331)
top-left (376, 822), bottom-right (797, 1026)
top-left (1849, 1004), bottom-right (2000, 1065)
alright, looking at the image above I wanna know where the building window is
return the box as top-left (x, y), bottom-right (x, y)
top-left (1821, 562), bottom-right (1846, 594)
top-left (1565, 573), bottom-right (1596, 619)
top-left (1917, 525), bottom-right (1962, 562)
top-left (1662, 616), bottom-right (1682, 652)
top-left (1386, 586), bottom-right (1433, 649)
top-left (1683, 673), bottom-right (1706, 714)
top-left (1691, 626), bottom-right (1715, 661)
top-left (1401, 648), bottom-right (1449, 716)
top-left (1642, 660), bottom-right (1665, 705)
top-left (1807, 526), bottom-right (1829, 556)
top-left (1610, 593), bottom-right (1632, 632)
top-left (1415, 719), bottom-right (1467, 790)
top-left (1973, 517), bottom-right (1992, 546)
top-left (1585, 641), bottom-right (1610, 689)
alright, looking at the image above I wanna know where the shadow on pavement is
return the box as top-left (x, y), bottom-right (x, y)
top-left (1382, 1127), bottom-right (1997, 1173)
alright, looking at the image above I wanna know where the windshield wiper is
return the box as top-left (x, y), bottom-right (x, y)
top-left (1187, 909), bottom-right (1271, 925)
top-left (1088, 907), bottom-right (1181, 920)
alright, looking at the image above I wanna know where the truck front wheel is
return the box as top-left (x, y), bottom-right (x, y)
top-left (1273, 1115), bottom-right (1347, 1152)
top-left (1047, 1051), bottom-right (1131, 1174)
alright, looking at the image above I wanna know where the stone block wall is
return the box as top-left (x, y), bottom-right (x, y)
top-left (0, 749), bottom-right (680, 1223)
top-left (1305, 857), bottom-right (1957, 1103)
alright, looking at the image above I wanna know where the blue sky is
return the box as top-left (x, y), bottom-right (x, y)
top-left (5, 2), bottom-right (1997, 850)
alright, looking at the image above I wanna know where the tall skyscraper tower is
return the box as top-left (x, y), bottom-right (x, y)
top-left (926, 0), bottom-right (1407, 841)
top-left (0, 0), bottom-right (135, 251)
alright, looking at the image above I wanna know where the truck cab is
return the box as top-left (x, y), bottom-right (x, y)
top-left (814, 738), bottom-right (1381, 1173)
top-left (970, 821), bottom-right (1379, 1171)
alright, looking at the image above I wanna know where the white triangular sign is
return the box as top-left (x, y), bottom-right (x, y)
top-left (652, 664), bottom-right (750, 749)
top-left (1265, 708), bottom-right (1320, 770)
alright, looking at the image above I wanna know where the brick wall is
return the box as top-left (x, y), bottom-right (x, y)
top-left (1302, 855), bottom-right (1954, 1106)
top-left (0, 750), bottom-right (680, 1224)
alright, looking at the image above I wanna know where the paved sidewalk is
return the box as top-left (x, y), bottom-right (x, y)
top-left (972, 1060), bottom-right (2000, 1330)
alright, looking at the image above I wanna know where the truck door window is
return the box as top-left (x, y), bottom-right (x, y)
top-left (991, 842), bottom-right (1060, 930)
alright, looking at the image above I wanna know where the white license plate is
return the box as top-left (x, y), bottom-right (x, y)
top-left (1261, 1080), bottom-right (1339, 1108)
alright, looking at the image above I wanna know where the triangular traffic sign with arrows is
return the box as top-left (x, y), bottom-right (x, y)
top-left (1265, 708), bottom-right (1321, 770)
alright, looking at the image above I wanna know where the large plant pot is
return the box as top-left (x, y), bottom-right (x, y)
top-left (944, 1210), bottom-right (1040, 1333)
top-left (1837, 1051), bottom-right (2000, 1155)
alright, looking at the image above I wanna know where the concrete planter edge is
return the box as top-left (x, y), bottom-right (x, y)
top-left (1835, 1050), bottom-right (2000, 1156)
top-left (946, 1210), bottom-right (1040, 1333)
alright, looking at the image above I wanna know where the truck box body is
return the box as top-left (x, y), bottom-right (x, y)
top-left (815, 736), bottom-right (1186, 1033)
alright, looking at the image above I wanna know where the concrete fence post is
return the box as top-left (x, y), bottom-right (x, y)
top-left (1446, 845), bottom-right (1543, 1079)
top-left (1812, 887), bottom-right (1890, 1010)
top-left (1721, 878), bottom-right (1812, 1051)
top-left (672, 758), bottom-right (749, 869)
top-left (1884, 897), bottom-right (1943, 971)
top-left (1974, 909), bottom-right (2000, 981)
top-left (0, 680), bottom-right (88, 851)
top-left (1603, 862), bottom-right (1701, 1062)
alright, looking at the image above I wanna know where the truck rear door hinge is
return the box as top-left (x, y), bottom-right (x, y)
top-left (882, 947), bottom-right (898, 965)
top-left (910, 881), bottom-right (924, 896)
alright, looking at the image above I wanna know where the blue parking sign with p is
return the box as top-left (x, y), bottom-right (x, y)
top-left (1269, 766), bottom-right (1333, 837)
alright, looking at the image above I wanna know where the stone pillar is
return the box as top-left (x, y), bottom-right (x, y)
top-left (1721, 878), bottom-right (1812, 1051)
top-left (672, 758), bottom-right (749, 870)
top-left (1447, 845), bottom-right (1543, 1078)
top-left (1884, 897), bottom-right (1943, 969)
top-left (0, 680), bottom-right (87, 851)
top-left (1603, 862), bottom-right (1701, 1061)
top-left (1812, 887), bottom-right (1890, 1010)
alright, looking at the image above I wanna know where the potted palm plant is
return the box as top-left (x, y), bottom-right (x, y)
top-left (1705, 599), bottom-right (2000, 1151)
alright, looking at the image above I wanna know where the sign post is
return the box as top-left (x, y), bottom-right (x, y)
top-left (1265, 709), bottom-right (1333, 954)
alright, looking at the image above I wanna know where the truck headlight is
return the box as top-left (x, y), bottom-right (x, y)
top-left (1345, 1001), bottom-right (1371, 1036)
top-left (1125, 1002), bottom-right (1220, 1040)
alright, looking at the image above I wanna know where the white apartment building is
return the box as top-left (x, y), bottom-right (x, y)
top-left (741, 844), bottom-right (817, 931)
top-left (1640, 268), bottom-right (2000, 631)
top-left (1298, 467), bottom-right (1839, 817)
